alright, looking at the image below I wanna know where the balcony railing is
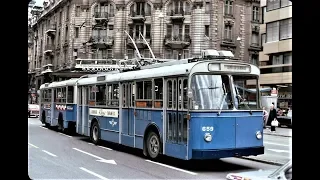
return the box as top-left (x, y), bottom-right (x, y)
top-left (164, 34), bottom-right (191, 48)
top-left (167, 9), bottom-right (185, 16)
top-left (130, 11), bottom-right (146, 17)
top-left (44, 44), bottom-right (54, 54)
top-left (94, 12), bottom-right (109, 19)
top-left (165, 34), bottom-right (191, 42)
top-left (45, 24), bottom-right (57, 36)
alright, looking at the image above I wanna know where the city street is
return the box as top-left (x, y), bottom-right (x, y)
top-left (28, 117), bottom-right (281, 179)
top-left (243, 132), bottom-right (292, 165)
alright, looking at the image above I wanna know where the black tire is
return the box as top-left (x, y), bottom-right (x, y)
top-left (90, 121), bottom-right (100, 145)
top-left (146, 131), bottom-right (161, 159)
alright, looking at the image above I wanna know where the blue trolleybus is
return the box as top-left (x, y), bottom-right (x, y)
top-left (39, 49), bottom-right (264, 160)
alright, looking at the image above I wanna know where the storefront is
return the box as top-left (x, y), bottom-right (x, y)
top-left (277, 85), bottom-right (292, 109)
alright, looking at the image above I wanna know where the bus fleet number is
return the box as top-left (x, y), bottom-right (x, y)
top-left (202, 126), bottom-right (214, 131)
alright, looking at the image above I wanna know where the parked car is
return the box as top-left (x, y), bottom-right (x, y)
top-left (226, 160), bottom-right (292, 180)
top-left (28, 104), bottom-right (39, 118)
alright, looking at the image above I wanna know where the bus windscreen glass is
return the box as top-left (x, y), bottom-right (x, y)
top-left (232, 75), bottom-right (261, 110)
top-left (190, 75), bottom-right (233, 110)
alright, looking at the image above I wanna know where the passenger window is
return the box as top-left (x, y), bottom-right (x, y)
top-left (136, 81), bottom-right (152, 108)
top-left (183, 79), bottom-right (188, 109)
top-left (167, 80), bottom-right (172, 108)
top-left (96, 84), bottom-right (106, 106)
top-left (67, 86), bottom-right (74, 103)
top-left (106, 84), bottom-right (119, 107)
top-left (88, 86), bottom-right (96, 106)
top-left (154, 78), bottom-right (163, 108)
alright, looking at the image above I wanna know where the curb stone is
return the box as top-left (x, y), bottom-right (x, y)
top-left (263, 132), bottom-right (291, 138)
top-left (238, 157), bottom-right (284, 166)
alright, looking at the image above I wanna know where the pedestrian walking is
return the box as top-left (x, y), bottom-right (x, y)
top-left (262, 107), bottom-right (268, 129)
top-left (267, 104), bottom-right (278, 132)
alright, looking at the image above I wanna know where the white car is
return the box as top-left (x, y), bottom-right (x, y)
top-left (226, 160), bottom-right (292, 180)
top-left (28, 104), bottom-right (40, 118)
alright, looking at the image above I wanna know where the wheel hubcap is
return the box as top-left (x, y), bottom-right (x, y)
top-left (93, 126), bottom-right (98, 141)
top-left (149, 135), bottom-right (159, 154)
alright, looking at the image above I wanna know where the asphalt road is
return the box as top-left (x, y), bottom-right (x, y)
top-left (243, 129), bottom-right (292, 165)
top-left (28, 117), bottom-right (280, 179)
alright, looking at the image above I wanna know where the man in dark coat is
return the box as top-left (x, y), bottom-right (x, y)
top-left (267, 104), bottom-right (277, 126)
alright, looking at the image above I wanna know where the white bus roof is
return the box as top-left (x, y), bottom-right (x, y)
top-left (77, 60), bottom-right (260, 86)
top-left (39, 60), bottom-right (260, 88)
top-left (40, 78), bottom-right (78, 89)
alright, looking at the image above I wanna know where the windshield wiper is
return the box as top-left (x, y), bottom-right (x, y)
top-left (217, 83), bottom-right (227, 116)
top-left (237, 94), bottom-right (252, 115)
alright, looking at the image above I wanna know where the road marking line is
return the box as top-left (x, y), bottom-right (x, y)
top-left (88, 143), bottom-right (113, 151)
top-left (42, 150), bottom-right (57, 157)
top-left (28, 143), bottom-right (39, 148)
top-left (98, 145), bottom-right (112, 151)
top-left (264, 141), bottom-right (290, 147)
top-left (145, 160), bottom-right (197, 175)
top-left (73, 148), bottom-right (103, 160)
top-left (267, 149), bottom-right (290, 153)
top-left (79, 167), bottom-right (109, 180)
top-left (58, 133), bottom-right (72, 138)
top-left (39, 126), bottom-right (48, 130)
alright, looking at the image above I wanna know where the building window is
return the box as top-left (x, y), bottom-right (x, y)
top-left (127, 49), bottom-right (134, 59)
top-left (205, 2), bottom-right (210, 13)
top-left (65, 26), bottom-right (69, 41)
top-left (281, 0), bottom-right (292, 8)
top-left (75, 27), bottom-right (79, 38)
top-left (66, 5), bottom-right (70, 20)
top-left (252, 6), bottom-right (259, 22)
top-left (283, 52), bottom-right (292, 64)
top-left (261, 7), bottom-right (266, 23)
top-left (224, 0), bottom-right (233, 16)
top-left (267, 0), bottom-right (280, 11)
top-left (224, 25), bottom-right (232, 40)
top-left (145, 24), bottom-right (151, 39)
top-left (130, 2), bottom-right (151, 16)
top-left (59, 11), bottom-right (62, 25)
top-left (107, 49), bottom-right (113, 59)
top-left (165, 49), bottom-right (172, 59)
top-left (251, 54), bottom-right (258, 65)
top-left (261, 33), bottom-right (266, 45)
top-left (183, 49), bottom-right (189, 59)
top-left (280, 18), bottom-right (292, 40)
top-left (266, 21), bottom-right (279, 42)
top-left (251, 32), bottom-right (259, 46)
top-left (205, 25), bottom-right (209, 37)
top-left (75, 6), bottom-right (81, 17)
top-left (143, 49), bottom-right (150, 58)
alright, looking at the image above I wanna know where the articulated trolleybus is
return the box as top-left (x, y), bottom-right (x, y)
top-left (39, 50), bottom-right (264, 160)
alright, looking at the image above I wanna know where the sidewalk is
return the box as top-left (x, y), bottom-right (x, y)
top-left (264, 127), bottom-right (292, 137)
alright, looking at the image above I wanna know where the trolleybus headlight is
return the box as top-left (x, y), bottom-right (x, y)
top-left (256, 131), bottom-right (262, 139)
top-left (204, 133), bottom-right (212, 142)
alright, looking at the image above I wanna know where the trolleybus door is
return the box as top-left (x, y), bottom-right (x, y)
top-left (120, 82), bottom-right (134, 144)
top-left (81, 86), bottom-right (88, 136)
top-left (165, 77), bottom-right (189, 159)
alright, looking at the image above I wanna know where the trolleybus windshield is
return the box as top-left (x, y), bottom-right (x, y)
top-left (232, 75), bottom-right (261, 110)
top-left (190, 74), bottom-right (233, 110)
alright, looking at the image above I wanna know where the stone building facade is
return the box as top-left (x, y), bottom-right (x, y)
top-left (29, 0), bottom-right (262, 89)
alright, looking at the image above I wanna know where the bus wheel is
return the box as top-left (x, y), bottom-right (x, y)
top-left (146, 131), bottom-right (161, 159)
top-left (90, 122), bottom-right (100, 145)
